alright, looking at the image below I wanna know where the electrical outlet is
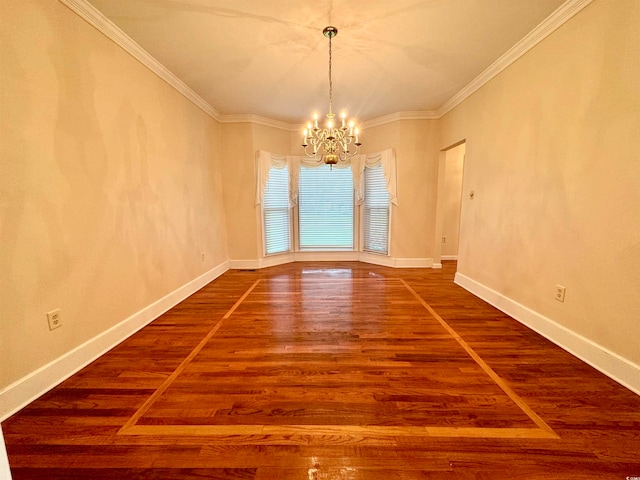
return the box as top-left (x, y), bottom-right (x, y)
top-left (442, 236), bottom-right (447, 244)
top-left (47, 309), bottom-right (62, 330)
top-left (555, 285), bottom-right (566, 303)
top-left (201, 252), bottom-right (205, 262)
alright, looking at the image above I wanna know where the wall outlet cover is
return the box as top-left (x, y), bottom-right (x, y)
top-left (47, 309), bottom-right (62, 330)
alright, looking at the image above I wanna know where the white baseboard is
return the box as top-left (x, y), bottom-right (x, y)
top-left (227, 259), bottom-right (261, 269)
top-left (229, 252), bottom-right (360, 270)
top-left (455, 272), bottom-right (640, 396)
top-left (441, 255), bottom-right (458, 261)
top-left (0, 261), bottom-right (229, 422)
top-left (228, 254), bottom-right (296, 270)
top-left (358, 252), bottom-right (396, 268)
top-left (229, 254), bottom-right (434, 270)
top-left (393, 257), bottom-right (434, 268)
top-left (0, 426), bottom-right (10, 480)
top-left (295, 251), bottom-right (360, 262)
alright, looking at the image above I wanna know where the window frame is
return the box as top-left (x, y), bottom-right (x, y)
top-left (259, 150), bottom-right (395, 258)
top-left (361, 163), bottom-right (391, 256)
top-left (261, 165), bottom-right (292, 257)
top-left (295, 163), bottom-right (356, 252)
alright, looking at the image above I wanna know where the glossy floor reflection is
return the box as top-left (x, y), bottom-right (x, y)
top-left (4, 262), bottom-right (640, 479)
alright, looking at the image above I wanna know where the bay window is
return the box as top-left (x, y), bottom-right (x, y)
top-left (257, 149), bottom-right (396, 257)
top-left (299, 164), bottom-right (354, 250)
top-left (262, 165), bottom-right (291, 255)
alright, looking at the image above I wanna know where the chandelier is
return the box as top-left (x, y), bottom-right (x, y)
top-left (302, 26), bottom-right (361, 165)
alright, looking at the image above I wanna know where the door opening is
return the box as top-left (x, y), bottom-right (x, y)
top-left (434, 142), bottom-right (466, 270)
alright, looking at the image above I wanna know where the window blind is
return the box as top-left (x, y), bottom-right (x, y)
top-left (363, 164), bottom-right (390, 254)
top-left (262, 166), bottom-right (291, 255)
top-left (298, 164), bottom-right (354, 249)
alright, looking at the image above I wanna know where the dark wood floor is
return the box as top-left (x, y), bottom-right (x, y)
top-left (3, 261), bottom-right (640, 479)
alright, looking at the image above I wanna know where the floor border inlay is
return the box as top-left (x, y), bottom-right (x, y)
top-left (118, 276), bottom-right (559, 441)
top-left (118, 279), bottom-right (261, 433)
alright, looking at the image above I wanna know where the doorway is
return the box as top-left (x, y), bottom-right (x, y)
top-left (434, 142), bottom-right (465, 268)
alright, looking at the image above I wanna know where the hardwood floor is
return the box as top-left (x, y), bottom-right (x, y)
top-left (3, 261), bottom-right (640, 479)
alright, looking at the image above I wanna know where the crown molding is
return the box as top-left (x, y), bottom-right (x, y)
top-left (218, 114), bottom-right (299, 131)
top-left (58, 0), bottom-right (221, 121)
top-left (437, 0), bottom-right (594, 117)
top-left (363, 111), bottom-right (440, 129)
top-left (59, 0), bottom-right (593, 129)
top-left (218, 111), bottom-right (439, 132)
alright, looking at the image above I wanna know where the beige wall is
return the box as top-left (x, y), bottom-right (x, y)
top-left (219, 123), bottom-right (256, 261)
top-left (394, 120), bottom-right (440, 260)
top-left (221, 122), bottom-right (291, 261)
top-left (362, 120), bottom-right (440, 260)
top-left (0, 0), bottom-right (228, 388)
top-left (226, 119), bottom-right (442, 263)
top-left (440, 0), bottom-right (640, 364)
top-left (4, 0), bottom-right (637, 403)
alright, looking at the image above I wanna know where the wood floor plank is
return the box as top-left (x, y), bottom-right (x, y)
top-left (4, 262), bottom-right (640, 479)
top-left (119, 279), bottom-right (261, 433)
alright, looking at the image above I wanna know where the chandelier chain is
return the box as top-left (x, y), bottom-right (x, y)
top-left (328, 33), bottom-right (333, 116)
top-left (302, 26), bottom-right (361, 165)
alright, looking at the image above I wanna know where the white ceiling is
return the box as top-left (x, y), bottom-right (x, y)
top-left (87, 0), bottom-right (566, 124)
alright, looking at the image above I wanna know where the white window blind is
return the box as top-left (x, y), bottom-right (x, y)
top-left (363, 164), bottom-right (390, 254)
top-left (298, 164), bottom-right (354, 249)
top-left (262, 166), bottom-right (291, 255)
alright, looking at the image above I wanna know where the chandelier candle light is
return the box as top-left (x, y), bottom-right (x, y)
top-left (302, 26), bottom-right (361, 165)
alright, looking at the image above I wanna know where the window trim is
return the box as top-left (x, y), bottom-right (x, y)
top-left (261, 165), bottom-right (292, 257)
top-left (257, 149), bottom-right (396, 258)
top-left (297, 163), bottom-right (356, 251)
top-left (361, 164), bottom-right (391, 255)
